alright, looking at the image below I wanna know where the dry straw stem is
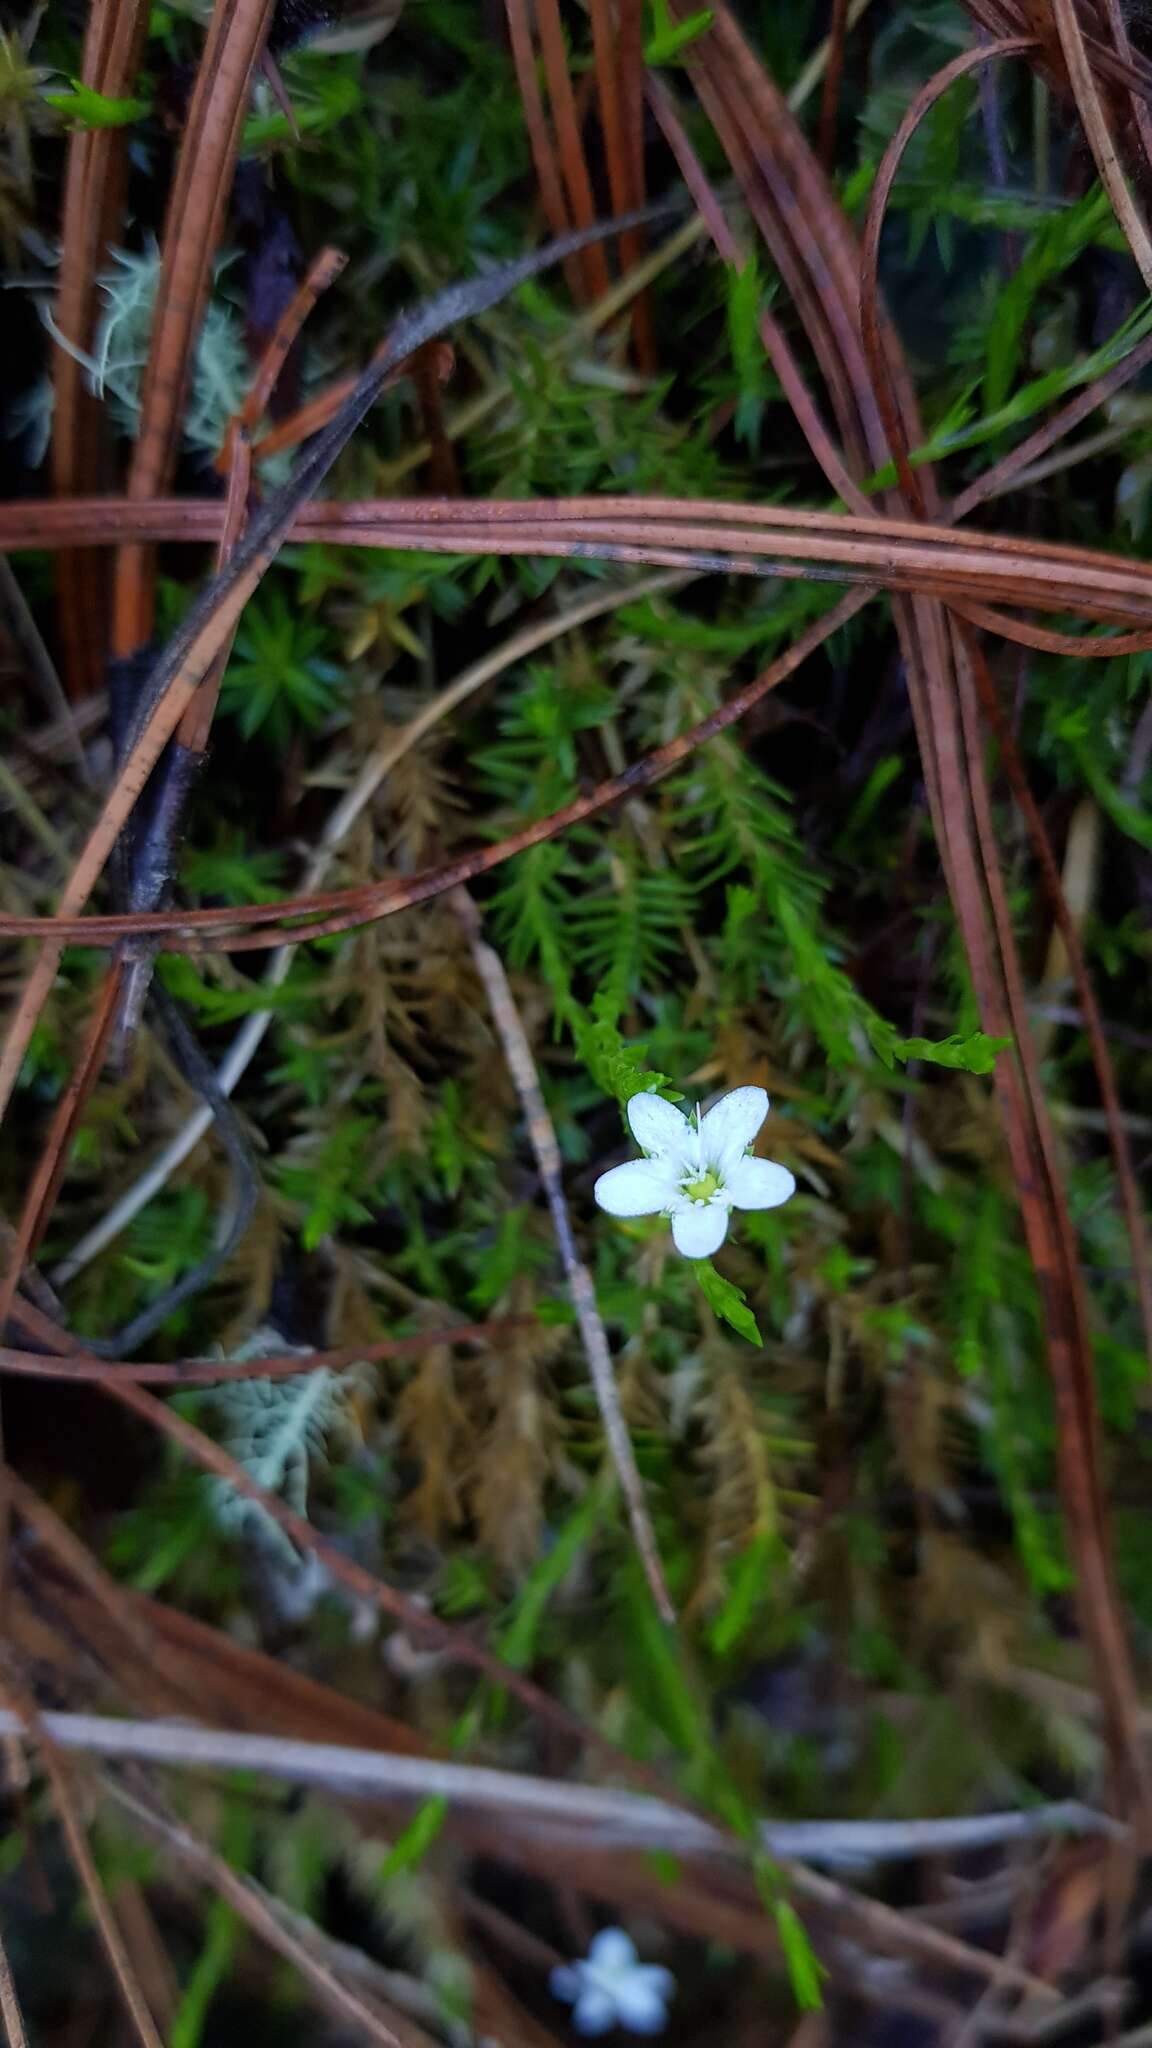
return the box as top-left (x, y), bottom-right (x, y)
top-left (50, 0), bottom-right (150, 698)
top-left (0, 1926), bottom-right (28, 2048)
top-left (666, 0), bottom-right (1146, 1823)
top-left (647, 73), bottom-right (868, 510)
top-left (0, 1707), bottom-right (1115, 1873)
top-left (10, 497), bottom-right (1152, 632)
top-left (951, 324), bottom-right (1152, 517)
top-left (856, 28), bottom-right (1152, 1364)
top-left (108, 1784), bottom-right (410, 2048)
top-left (589, 0), bottom-right (654, 367)
top-left (0, 1669), bottom-right (165, 2048)
top-left (504, 0), bottom-right (580, 297)
top-left (533, 0), bottom-right (611, 300)
top-left (962, 0), bottom-right (1152, 111)
top-left (859, 34), bottom-right (1039, 512)
top-left (1051, 0), bottom-right (1152, 297)
top-left (452, 885), bottom-right (674, 1622)
top-left (112, 0), bottom-right (276, 656)
top-left (0, 1320), bottom-right (529, 1385)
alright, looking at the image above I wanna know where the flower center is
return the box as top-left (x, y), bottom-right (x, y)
top-left (682, 1167), bottom-right (724, 1204)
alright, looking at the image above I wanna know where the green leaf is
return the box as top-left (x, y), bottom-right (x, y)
top-left (378, 1796), bottom-right (448, 1878)
top-left (774, 1900), bottom-right (826, 2011)
top-left (892, 1031), bottom-right (1013, 1075)
top-left (709, 1524), bottom-right (776, 1655)
top-left (575, 994), bottom-right (682, 1107)
top-left (621, 1562), bottom-right (713, 1763)
top-left (500, 1479), bottom-right (609, 1668)
top-left (645, 0), bottom-right (713, 62)
top-left (172, 1796), bottom-right (252, 2048)
top-left (726, 256), bottom-right (769, 445)
top-left (46, 79), bottom-right (150, 127)
top-left (693, 1262), bottom-right (762, 1345)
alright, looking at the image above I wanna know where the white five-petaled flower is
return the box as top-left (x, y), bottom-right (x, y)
top-left (550, 1928), bottom-right (674, 2037)
top-left (593, 1085), bottom-right (795, 1260)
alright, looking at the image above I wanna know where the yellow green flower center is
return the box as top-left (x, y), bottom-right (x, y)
top-left (682, 1168), bottom-right (723, 1204)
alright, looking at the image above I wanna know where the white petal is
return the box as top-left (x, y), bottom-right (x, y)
top-left (699, 1086), bottom-right (768, 1168)
top-left (587, 1928), bottom-right (637, 1974)
top-left (594, 1161), bottom-right (677, 1218)
top-left (671, 1201), bottom-right (730, 1259)
top-left (724, 1156), bottom-right (796, 1211)
top-left (627, 1092), bottom-right (693, 1164)
top-left (572, 1987), bottom-right (617, 2037)
top-left (613, 1971), bottom-right (672, 2034)
top-left (551, 1966), bottom-right (581, 2004)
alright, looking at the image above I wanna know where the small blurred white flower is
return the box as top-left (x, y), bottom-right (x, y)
top-left (551, 1928), bottom-right (674, 2037)
top-left (593, 1085), bottom-right (795, 1260)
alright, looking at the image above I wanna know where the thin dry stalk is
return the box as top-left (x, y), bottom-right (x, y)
top-left (0, 1707), bottom-right (1111, 1869)
top-left (1051, 0), bottom-right (1152, 296)
top-left (533, 0), bottom-right (611, 300)
top-left (817, 0), bottom-right (852, 167)
top-left (0, 1927), bottom-right (28, 2048)
top-left (0, 1321), bottom-right (526, 1386)
top-left (112, 0), bottom-right (276, 656)
top-left (0, 1672), bottom-right (164, 2048)
top-left (109, 1783), bottom-right (408, 2048)
top-left (503, 0), bottom-right (580, 297)
top-left (859, 35), bottom-right (1038, 511)
top-left (0, 241), bottom-right (356, 1362)
top-left (590, 0), bottom-right (655, 366)
top-left (14, 496), bottom-right (1152, 629)
top-left (452, 886), bottom-right (673, 1621)
top-left (50, 0), bottom-right (150, 697)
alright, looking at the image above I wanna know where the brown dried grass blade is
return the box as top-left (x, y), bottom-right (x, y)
top-left (817, 0), bottom-right (852, 168)
top-left (672, 0), bottom-right (1151, 1821)
top-left (1051, 0), bottom-right (1152, 294)
top-left (0, 1317), bottom-right (528, 1387)
top-left (0, 1927), bottom-right (28, 2048)
top-left (0, 1667), bottom-right (165, 2048)
top-left (14, 497), bottom-right (1152, 627)
top-left (533, 0), bottom-right (611, 301)
top-left (590, 0), bottom-right (655, 366)
top-left (111, 0), bottom-right (276, 658)
top-left (110, 1784), bottom-right (410, 2048)
top-left (4, 1449), bottom-right (432, 1756)
top-left (859, 35), bottom-right (1038, 510)
top-left (504, 0), bottom-right (581, 299)
top-left (50, 0), bottom-right (150, 698)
